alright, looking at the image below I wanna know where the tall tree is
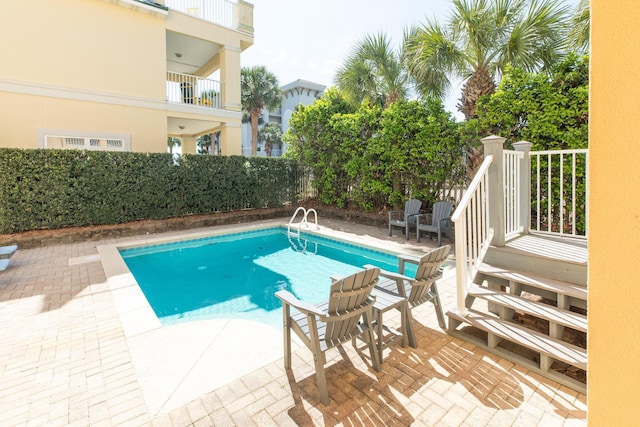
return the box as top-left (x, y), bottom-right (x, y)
top-left (403, 0), bottom-right (570, 120)
top-left (568, 0), bottom-right (589, 53)
top-left (335, 33), bottom-right (409, 109)
top-left (241, 66), bottom-right (282, 156)
top-left (167, 136), bottom-right (181, 154)
top-left (258, 122), bottom-right (283, 157)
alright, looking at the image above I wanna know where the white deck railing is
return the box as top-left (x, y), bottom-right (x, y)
top-left (503, 149), bottom-right (525, 238)
top-left (530, 149), bottom-right (588, 239)
top-left (451, 155), bottom-right (495, 315)
top-left (165, 0), bottom-right (253, 33)
top-left (166, 72), bottom-right (222, 109)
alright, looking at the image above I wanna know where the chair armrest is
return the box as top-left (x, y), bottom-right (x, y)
top-left (415, 213), bottom-right (432, 225)
top-left (363, 263), bottom-right (410, 281)
top-left (275, 290), bottom-right (325, 317)
top-left (388, 210), bottom-right (403, 220)
top-left (378, 269), bottom-right (412, 283)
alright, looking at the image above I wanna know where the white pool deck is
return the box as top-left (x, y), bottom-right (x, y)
top-left (0, 218), bottom-right (586, 426)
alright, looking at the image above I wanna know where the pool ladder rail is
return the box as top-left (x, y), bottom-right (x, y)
top-left (287, 207), bottom-right (319, 236)
top-left (287, 207), bottom-right (319, 254)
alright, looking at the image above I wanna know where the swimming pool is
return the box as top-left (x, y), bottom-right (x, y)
top-left (120, 227), bottom-right (415, 328)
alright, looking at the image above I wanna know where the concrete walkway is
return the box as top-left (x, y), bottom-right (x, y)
top-left (0, 218), bottom-right (586, 426)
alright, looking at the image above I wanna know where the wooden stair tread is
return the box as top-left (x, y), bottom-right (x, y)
top-left (447, 310), bottom-right (587, 370)
top-left (478, 262), bottom-right (587, 301)
top-left (468, 284), bottom-right (587, 332)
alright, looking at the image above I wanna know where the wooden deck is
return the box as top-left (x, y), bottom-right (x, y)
top-left (503, 233), bottom-right (587, 265)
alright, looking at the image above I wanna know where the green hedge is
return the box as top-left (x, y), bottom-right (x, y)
top-left (0, 148), bottom-right (311, 234)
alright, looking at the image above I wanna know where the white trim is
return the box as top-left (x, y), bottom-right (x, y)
top-left (0, 78), bottom-right (242, 121)
top-left (103, 0), bottom-right (168, 17)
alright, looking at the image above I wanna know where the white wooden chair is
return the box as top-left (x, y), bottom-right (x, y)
top-left (374, 245), bottom-right (451, 330)
top-left (415, 201), bottom-right (453, 245)
top-left (275, 267), bottom-right (381, 405)
top-left (388, 198), bottom-right (422, 240)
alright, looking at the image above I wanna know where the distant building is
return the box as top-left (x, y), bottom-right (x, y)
top-left (242, 79), bottom-right (326, 157)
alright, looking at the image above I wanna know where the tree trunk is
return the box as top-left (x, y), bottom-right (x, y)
top-left (251, 111), bottom-right (259, 156)
top-left (457, 68), bottom-right (496, 120)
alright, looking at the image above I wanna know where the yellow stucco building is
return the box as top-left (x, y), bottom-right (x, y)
top-left (0, 0), bottom-right (253, 155)
top-left (589, 0), bottom-right (640, 425)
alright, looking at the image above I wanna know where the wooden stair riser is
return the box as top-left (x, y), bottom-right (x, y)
top-left (484, 247), bottom-right (587, 286)
top-left (468, 284), bottom-right (587, 333)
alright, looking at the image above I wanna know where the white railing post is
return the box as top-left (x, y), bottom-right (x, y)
top-left (513, 141), bottom-right (533, 234)
top-left (482, 135), bottom-right (506, 246)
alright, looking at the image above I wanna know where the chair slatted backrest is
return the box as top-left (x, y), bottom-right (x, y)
top-left (405, 199), bottom-right (422, 216)
top-left (325, 267), bottom-right (379, 342)
top-left (431, 201), bottom-right (453, 226)
top-left (408, 245), bottom-right (451, 303)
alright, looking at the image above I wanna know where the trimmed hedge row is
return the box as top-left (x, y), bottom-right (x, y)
top-left (0, 148), bottom-right (311, 234)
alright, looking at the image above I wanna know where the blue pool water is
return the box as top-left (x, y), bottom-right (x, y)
top-left (120, 227), bottom-right (415, 328)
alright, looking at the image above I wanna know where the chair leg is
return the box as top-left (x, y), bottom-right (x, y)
top-left (437, 229), bottom-right (442, 246)
top-left (282, 304), bottom-right (291, 369)
top-left (429, 283), bottom-right (447, 330)
top-left (313, 351), bottom-right (329, 405)
top-left (416, 228), bottom-right (421, 243)
top-left (364, 311), bottom-right (381, 372)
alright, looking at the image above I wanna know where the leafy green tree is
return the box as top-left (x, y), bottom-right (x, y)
top-left (473, 54), bottom-right (589, 234)
top-left (335, 33), bottom-right (409, 109)
top-left (285, 89), bottom-right (465, 211)
top-left (284, 88), bottom-right (361, 206)
top-left (258, 123), bottom-right (283, 157)
top-left (403, 0), bottom-right (571, 120)
top-left (474, 53), bottom-right (589, 150)
top-left (241, 66), bottom-right (282, 156)
top-left (369, 99), bottom-right (464, 208)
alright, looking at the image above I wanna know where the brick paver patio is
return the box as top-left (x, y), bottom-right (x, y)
top-left (0, 219), bottom-right (586, 426)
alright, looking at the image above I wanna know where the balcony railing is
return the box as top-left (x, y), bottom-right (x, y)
top-left (165, 0), bottom-right (253, 33)
top-left (166, 72), bottom-right (222, 109)
top-left (503, 149), bottom-right (525, 239)
top-left (530, 149), bottom-right (588, 238)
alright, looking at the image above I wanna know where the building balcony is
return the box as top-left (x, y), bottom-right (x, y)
top-left (163, 0), bottom-right (254, 34)
top-left (167, 71), bottom-right (222, 109)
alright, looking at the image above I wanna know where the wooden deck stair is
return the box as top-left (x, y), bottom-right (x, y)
top-left (446, 244), bottom-right (588, 393)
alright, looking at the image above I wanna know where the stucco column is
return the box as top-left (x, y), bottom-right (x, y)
top-left (513, 140), bottom-right (533, 234)
top-left (219, 122), bottom-right (242, 156)
top-left (482, 135), bottom-right (506, 246)
top-left (181, 135), bottom-right (196, 154)
top-left (219, 45), bottom-right (242, 112)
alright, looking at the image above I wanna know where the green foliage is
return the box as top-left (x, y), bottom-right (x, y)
top-left (285, 90), bottom-right (465, 211)
top-left (472, 54), bottom-right (589, 234)
top-left (0, 149), bottom-right (311, 233)
top-left (371, 99), bottom-right (464, 207)
top-left (474, 54), bottom-right (589, 150)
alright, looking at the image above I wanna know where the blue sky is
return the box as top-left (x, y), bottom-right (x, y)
top-left (241, 0), bottom-right (580, 121)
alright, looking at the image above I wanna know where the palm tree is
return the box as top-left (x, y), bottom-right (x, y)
top-left (241, 66), bottom-right (282, 156)
top-left (403, 0), bottom-right (570, 120)
top-left (335, 32), bottom-right (409, 109)
top-left (568, 0), bottom-right (589, 53)
top-left (167, 136), bottom-right (181, 154)
top-left (258, 122), bottom-right (283, 157)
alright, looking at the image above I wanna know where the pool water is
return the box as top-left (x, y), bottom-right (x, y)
top-left (120, 227), bottom-right (416, 328)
